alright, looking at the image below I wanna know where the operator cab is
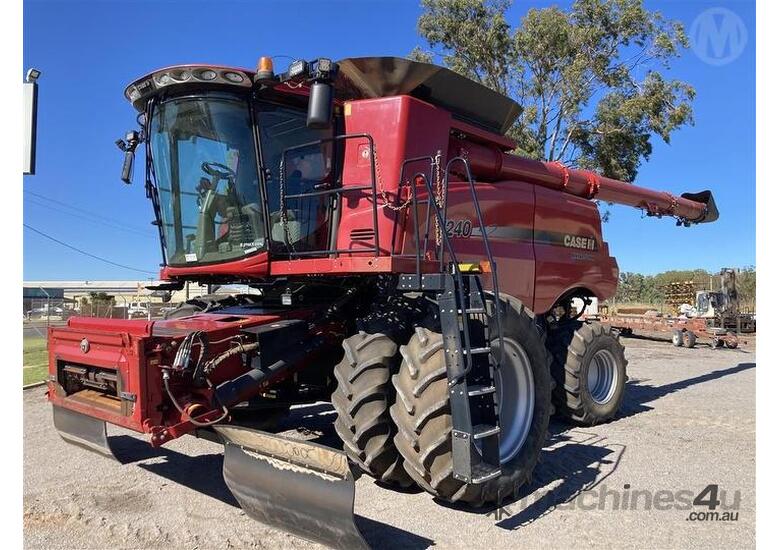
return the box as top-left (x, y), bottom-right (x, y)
top-left (150, 93), bottom-right (265, 265)
top-left (122, 61), bottom-right (338, 273)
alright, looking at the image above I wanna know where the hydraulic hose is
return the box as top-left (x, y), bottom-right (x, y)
top-left (162, 369), bottom-right (229, 427)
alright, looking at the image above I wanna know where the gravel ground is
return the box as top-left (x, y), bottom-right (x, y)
top-left (23, 335), bottom-right (756, 549)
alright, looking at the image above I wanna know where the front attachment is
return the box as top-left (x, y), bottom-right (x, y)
top-left (214, 425), bottom-right (368, 550)
top-left (52, 405), bottom-right (116, 459)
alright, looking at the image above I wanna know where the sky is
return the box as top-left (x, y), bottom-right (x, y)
top-left (22, 0), bottom-right (756, 280)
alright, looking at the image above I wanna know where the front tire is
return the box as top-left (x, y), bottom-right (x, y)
top-left (331, 332), bottom-right (413, 487)
top-left (390, 297), bottom-right (551, 506)
top-left (672, 330), bottom-right (684, 347)
top-left (548, 321), bottom-right (627, 425)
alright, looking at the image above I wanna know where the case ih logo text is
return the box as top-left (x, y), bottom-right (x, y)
top-left (563, 234), bottom-right (597, 251)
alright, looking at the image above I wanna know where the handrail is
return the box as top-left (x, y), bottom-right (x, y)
top-left (279, 133), bottom-right (380, 257)
top-left (442, 157), bottom-right (504, 378)
top-left (277, 145), bottom-right (502, 382)
top-left (393, 156), bottom-right (437, 280)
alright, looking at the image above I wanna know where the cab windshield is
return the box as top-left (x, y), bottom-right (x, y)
top-left (150, 94), bottom-right (264, 266)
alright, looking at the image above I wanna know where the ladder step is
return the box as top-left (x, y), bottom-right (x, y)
top-left (467, 385), bottom-right (496, 397)
top-left (464, 347), bottom-right (491, 355)
top-left (471, 462), bottom-right (502, 483)
top-left (473, 424), bottom-right (500, 439)
top-left (458, 308), bottom-right (487, 315)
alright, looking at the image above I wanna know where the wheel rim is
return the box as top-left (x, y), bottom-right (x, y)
top-left (492, 338), bottom-right (535, 464)
top-left (586, 349), bottom-right (619, 404)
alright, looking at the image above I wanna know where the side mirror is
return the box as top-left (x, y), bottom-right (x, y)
top-left (116, 130), bottom-right (141, 185)
top-left (307, 81), bottom-right (333, 129)
top-left (121, 150), bottom-right (135, 184)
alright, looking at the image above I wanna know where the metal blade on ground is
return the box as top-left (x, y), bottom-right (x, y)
top-left (52, 405), bottom-right (116, 459)
top-left (214, 425), bottom-right (368, 550)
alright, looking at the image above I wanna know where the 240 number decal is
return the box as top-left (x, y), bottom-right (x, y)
top-left (445, 219), bottom-right (473, 239)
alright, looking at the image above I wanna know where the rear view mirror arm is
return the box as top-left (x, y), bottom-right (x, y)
top-left (116, 129), bottom-right (142, 184)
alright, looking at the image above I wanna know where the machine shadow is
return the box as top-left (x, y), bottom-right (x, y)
top-left (496, 438), bottom-right (624, 530)
top-left (433, 421), bottom-right (624, 529)
top-left (109, 435), bottom-right (241, 508)
top-left (356, 516), bottom-right (435, 550)
top-left (618, 362), bottom-right (756, 417)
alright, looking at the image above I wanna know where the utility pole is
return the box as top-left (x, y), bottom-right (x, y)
top-left (24, 68), bottom-right (41, 175)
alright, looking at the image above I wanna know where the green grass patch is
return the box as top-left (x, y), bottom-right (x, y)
top-left (23, 365), bottom-right (49, 386)
top-left (23, 337), bottom-right (48, 386)
top-left (24, 337), bottom-right (47, 354)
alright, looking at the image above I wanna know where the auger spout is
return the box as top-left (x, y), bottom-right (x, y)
top-left (453, 139), bottom-right (718, 224)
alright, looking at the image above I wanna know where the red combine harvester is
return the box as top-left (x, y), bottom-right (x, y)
top-left (46, 57), bottom-right (718, 548)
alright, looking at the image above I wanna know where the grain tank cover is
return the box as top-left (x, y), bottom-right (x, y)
top-left (335, 57), bottom-right (521, 135)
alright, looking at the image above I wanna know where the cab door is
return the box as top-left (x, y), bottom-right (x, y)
top-left (255, 102), bottom-right (334, 255)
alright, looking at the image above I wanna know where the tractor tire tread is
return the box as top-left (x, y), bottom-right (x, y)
top-left (331, 331), bottom-right (413, 487)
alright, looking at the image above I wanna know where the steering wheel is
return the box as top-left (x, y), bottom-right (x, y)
top-left (201, 161), bottom-right (236, 181)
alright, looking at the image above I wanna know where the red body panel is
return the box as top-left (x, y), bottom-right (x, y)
top-left (531, 187), bottom-right (618, 312)
top-left (161, 250), bottom-right (271, 280)
top-left (337, 96), bottom-right (451, 256)
top-left (442, 179), bottom-right (536, 306)
top-left (332, 95), bottom-right (620, 311)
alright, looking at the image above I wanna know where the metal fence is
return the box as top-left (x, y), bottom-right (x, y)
top-left (23, 288), bottom-right (182, 341)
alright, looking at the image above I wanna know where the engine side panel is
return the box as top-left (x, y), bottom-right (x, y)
top-left (532, 186), bottom-right (618, 313)
top-left (338, 95), bottom-right (451, 255)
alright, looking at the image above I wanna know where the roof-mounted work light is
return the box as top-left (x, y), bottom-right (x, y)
top-left (288, 59), bottom-right (308, 79)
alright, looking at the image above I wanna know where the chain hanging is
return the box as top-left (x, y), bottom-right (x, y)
top-left (375, 147), bottom-right (413, 212)
top-left (279, 158), bottom-right (296, 252)
top-left (432, 151), bottom-right (444, 247)
top-left (373, 146), bottom-right (444, 250)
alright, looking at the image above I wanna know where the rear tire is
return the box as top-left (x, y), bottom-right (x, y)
top-left (548, 321), bottom-right (627, 426)
top-left (682, 330), bottom-right (697, 348)
top-left (331, 332), bottom-right (413, 487)
top-left (390, 297), bottom-right (551, 506)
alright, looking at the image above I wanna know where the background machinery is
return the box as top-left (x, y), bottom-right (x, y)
top-left (45, 56), bottom-right (719, 548)
top-left (602, 268), bottom-right (752, 349)
top-left (692, 268), bottom-right (755, 333)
